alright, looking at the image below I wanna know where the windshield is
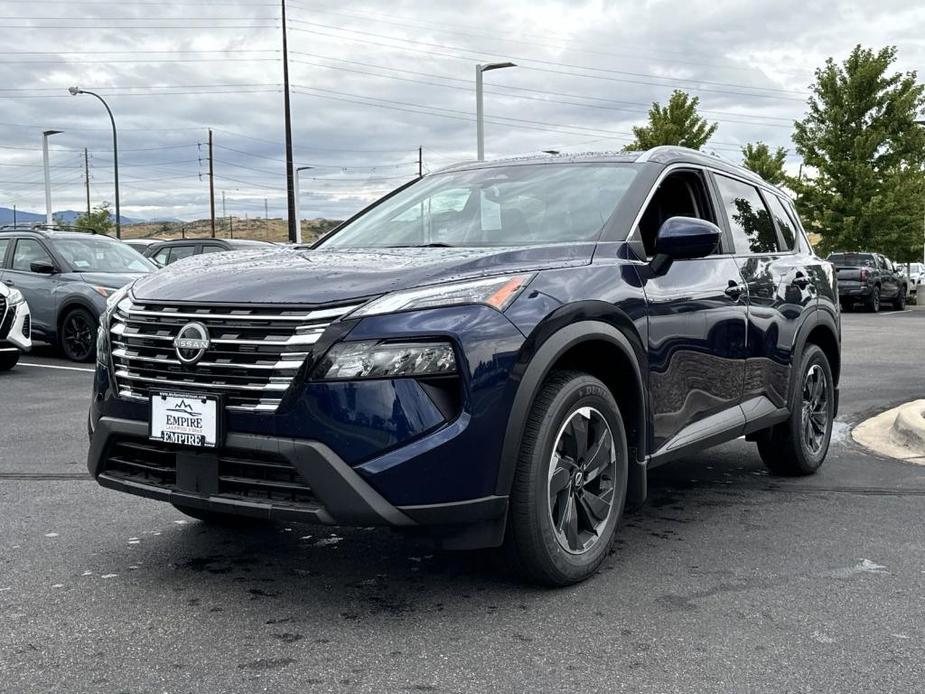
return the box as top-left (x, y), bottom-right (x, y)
top-left (56, 237), bottom-right (156, 273)
top-left (319, 163), bottom-right (638, 248)
top-left (828, 253), bottom-right (875, 267)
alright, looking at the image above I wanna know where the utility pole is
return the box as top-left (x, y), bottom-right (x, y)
top-left (265, 198), bottom-right (269, 224)
top-left (12, 204), bottom-right (16, 226)
top-left (281, 0), bottom-right (297, 242)
top-left (84, 148), bottom-right (91, 217)
top-left (418, 146), bottom-right (423, 177)
top-left (208, 129), bottom-right (216, 238)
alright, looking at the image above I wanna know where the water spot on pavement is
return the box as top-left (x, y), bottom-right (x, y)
top-left (272, 632), bottom-right (304, 643)
top-left (237, 657), bottom-right (295, 671)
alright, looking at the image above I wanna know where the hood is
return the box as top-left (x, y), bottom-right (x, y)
top-left (130, 244), bottom-right (595, 304)
top-left (78, 271), bottom-right (148, 290)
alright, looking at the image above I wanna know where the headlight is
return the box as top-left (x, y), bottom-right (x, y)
top-left (312, 340), bottom-right (457, 380)
top-left (7, 287), bottom-right (24, 306)
top-left (97, 285), bottom-right (132, 365)
top-left (349, 273), bottom-right (534, 318)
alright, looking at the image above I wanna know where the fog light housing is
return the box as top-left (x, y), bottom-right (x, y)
top-left (313, 340), bottom-right (457, 380)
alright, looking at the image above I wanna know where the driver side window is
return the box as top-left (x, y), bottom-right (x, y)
top-left (637, 169), bottom-right (715, 258)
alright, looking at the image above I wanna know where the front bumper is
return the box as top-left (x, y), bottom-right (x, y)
top-left (88, 416), bottom-right (509, 544)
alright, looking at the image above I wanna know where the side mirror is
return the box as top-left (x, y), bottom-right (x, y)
top-left (649, 217), bottom-right (721, 275)
top-left (30, 260), bottom-right (57, 275)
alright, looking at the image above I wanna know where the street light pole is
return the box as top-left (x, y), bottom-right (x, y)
top-left (294, 166), bottom-right (313, 244)
top-left (42, 129), bottom-right (62, 226)
top-left (475, 62), bottom-right (516, 161)
top-left (68, 87), bottom-right (121, 238)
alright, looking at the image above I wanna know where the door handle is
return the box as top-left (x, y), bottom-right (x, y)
top-left (724, 281), bottom-right (745, 299)
top-left (2, 279), bottom-right (13, 286)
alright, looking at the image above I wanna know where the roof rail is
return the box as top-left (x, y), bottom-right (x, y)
top-left (0, 222), bottom-right (110, 237)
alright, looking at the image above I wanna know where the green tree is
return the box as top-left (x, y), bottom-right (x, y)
top-left (792, 45), bottom-right (925, 259)
top-left (741, 142), bottom-right (788, 185)
top-left (626, 90), bottom-right (718, 151)
top-left (75, 201), bottom-right (115, 235)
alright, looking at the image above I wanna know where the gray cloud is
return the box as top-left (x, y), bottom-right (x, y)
top-left (0, 0), bottom-right (922, 221)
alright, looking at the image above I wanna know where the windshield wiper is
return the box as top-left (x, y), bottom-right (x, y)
top-left (386, 242), bottom-right (456, 248)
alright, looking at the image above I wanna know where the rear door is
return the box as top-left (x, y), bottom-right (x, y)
top-left (878, 255), bottom-right (898, 299)
top-left (711, 173), bottom-right (816, 415)
top-left (5, 237), bottom-right (60, 338)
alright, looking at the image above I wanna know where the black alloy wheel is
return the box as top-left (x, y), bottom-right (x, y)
top-left (547, 407), bottom-right (617, 554)
top-left (61, 308), bottom-right (97, 362)
top-left (866, 286), bottom-right (880, 312)
top-left (800, 363), bottom-right (830, 457)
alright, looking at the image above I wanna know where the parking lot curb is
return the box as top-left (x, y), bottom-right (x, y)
top-left (852, 400), bottom-right (925, 465)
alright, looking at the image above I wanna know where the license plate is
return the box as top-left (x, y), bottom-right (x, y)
top-left (149, 392), bottom-right (220, 448)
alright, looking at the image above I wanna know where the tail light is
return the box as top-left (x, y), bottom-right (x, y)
top-left (859, 268), bottom-right (868, 281)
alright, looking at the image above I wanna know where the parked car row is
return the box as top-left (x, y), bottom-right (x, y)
top-left (0, 225), bottom-right (273, 362)
top-left (827, 251), bottom-right (911, 311)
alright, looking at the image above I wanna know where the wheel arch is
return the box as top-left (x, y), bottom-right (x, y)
top-left (497, 303), bottom-right (649, 504)
top-left (56, 297), bottom-right (101, 343)
top-left (792, 307), bottom-right (841, 416)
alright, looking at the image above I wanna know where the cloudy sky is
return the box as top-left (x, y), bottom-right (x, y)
top-left (0, 0), bottom-right (923, 222)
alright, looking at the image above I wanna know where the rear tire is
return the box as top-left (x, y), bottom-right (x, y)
top-left (0, 351), bottom-right (19, 371)
top-left (505, 370), bottom-right (628, 586)
top-left (757, 344), bottom-right (834, 476)
top-left (865, 286), bottom-right (880, 313)
top-left (893, 286), bottom-right (906, 310)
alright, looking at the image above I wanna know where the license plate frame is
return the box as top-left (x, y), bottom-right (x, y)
top-left (149, 391), bottom-right (222, 449)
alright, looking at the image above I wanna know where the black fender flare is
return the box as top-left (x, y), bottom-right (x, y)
top-left (790, 305), bottom-right (841, 411)
top-left (495, 307), bottom-right (648, 502)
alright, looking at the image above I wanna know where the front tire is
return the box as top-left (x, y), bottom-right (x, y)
top-left (505, 370), bottom-right (628, 586)
top-left (757, 344), bottom-right (834, 476)
top-left (0, 351), bottom-right (19, 371)
top-left (60, 307), bottom-right (97, 362)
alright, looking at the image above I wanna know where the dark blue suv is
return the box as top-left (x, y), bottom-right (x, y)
top-left (87, 147), bottom-right (840, 585)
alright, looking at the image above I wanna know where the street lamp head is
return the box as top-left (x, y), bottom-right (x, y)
top-left (42, 129), bottom-right (63, 137)
top-left (479, 61), bottom-right (517, 73)
top-left (68, 86), bottom-right (82, 96)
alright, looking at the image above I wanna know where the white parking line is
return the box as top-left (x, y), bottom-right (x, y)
top-left (19, 362), bottom-right (95, 373)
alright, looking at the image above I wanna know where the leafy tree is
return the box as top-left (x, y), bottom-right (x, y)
top-left (626, 90), bottom-right (718, 151)
top-left (75, 201), bottom-right (115, 235)
top-left (792, 45), bottom-right (925, 260)
top-left (742, 142), bottom-right (788, 186)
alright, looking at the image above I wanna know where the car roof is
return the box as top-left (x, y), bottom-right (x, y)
top-left (0, 228), bottom-right (118, 242)
top-left (432, 145), bottom-right (784, 196)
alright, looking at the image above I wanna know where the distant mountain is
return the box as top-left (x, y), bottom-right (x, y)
top-left (0, 207), bottom-right (140, 225)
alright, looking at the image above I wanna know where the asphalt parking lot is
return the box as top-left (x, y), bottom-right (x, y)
top-left (1, 311), bottom-right (924, 693)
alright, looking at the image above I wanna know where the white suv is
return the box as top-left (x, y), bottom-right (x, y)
top-left (0, 283), bottom-right (32, 370)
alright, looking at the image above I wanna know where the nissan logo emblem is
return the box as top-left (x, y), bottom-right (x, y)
top-left (174, 321), bottom-right (210, 365)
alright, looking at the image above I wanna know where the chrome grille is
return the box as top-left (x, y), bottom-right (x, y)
top-left (109, 299), bottom-right (359, 412)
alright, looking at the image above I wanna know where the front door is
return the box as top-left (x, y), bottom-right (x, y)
top-left (636, 168), bottom-right (749, 455)
top-left (5, 238), bottom-right (59, 340)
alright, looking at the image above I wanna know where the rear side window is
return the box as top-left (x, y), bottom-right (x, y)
top-left (764, 194), bottom-right (797, 250)
top-left (714, 174), bottom-right (780, 254)
top-left (0, 238), bottom-right (10, 267)
top-left (200, 245), bottom-right (225, 254)
top-left (827, 253), bottom-right (875, 267)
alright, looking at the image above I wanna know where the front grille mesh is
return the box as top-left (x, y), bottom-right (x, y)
top-left (109, 299), bottom-right (359, 411)
top-left (103, 438), bottom-right (318, 506)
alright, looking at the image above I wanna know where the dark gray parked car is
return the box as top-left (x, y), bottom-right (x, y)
top-left (144, 238), bottom-right (273, 266)
top-left (0, 228), bottom-right (155, 361)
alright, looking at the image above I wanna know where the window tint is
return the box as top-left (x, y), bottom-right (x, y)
top-left (200, 244), bottom-right (225, 254)
top-left (765, 194), bottom-right (797, 250)
top-left (11, 239), bottom-right (53, 272)
top-left (714, 174), bottom-right (780, 254)
top-left (168, 245), bottom-right (196, 264)
top-left (153, 247), bottom-right (170, 265)
top-left (0, 238), bottom-right (10, 267)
